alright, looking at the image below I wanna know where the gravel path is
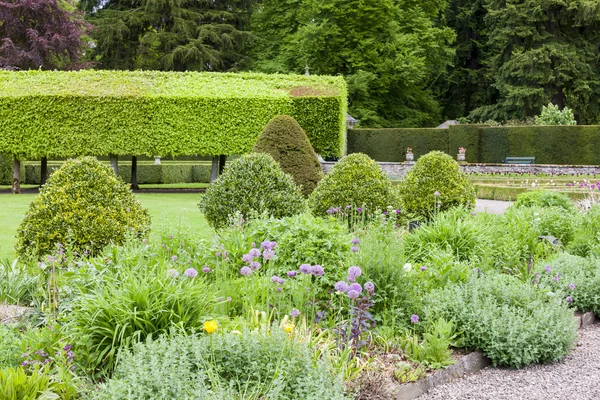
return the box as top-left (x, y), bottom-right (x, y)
top-left (475, 199), bottom-right (512, 214)
top-left (419, 324), bottom-right (600, 400)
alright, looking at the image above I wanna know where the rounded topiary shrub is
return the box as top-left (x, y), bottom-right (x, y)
top-left (16, 157), bottom-right (151, 259)
top-left (308, 153), bottom-right (398, 216)
top-left (199, 153), bottom-right (305, 230)
top-left (399, 151), bottom-right (475, 219)
top-left (254, 115), bottom-right (323, 196)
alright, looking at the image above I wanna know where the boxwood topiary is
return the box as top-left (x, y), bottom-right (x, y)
top-left (199, 153), bottom-right (305, 230)
top-left (308, 153), bottom-right (398, 216)
top-left (15, 157), bottom-right (151, 260)
top-left (254, 115), bottom-right (323, 196)
top-left (399, 151), bottom-right (476, 219)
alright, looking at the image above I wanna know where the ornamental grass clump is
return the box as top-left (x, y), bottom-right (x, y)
top-left (308, 153), bottom-right (399, 216)
top-left (15, 157), bottom-right (151, 260)
top-left (399, 151), bottom-right (475, 220)
top-left (199, 153), bottom-right (305, 230)
top-left (254, 115), bottom-right (323, 196)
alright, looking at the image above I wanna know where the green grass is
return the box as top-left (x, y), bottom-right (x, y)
top-left (0, 193), bottom-right (213, 260)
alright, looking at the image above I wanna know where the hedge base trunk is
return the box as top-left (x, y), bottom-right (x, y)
top-left (110, 154), bottom-right (118, 175)
top-left (131, 156), bottom-right (140, 190)
top-left (40, 157), bottom-right (48, 186)
top-left (12, 158), bottom-right (20, 194)
top-left (219, 155), bottom-right (227, 175)
top-left (210, 156), bottom-right (219, 183)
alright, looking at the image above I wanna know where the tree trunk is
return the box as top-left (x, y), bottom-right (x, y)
top-left (40, 157), bottom-right (48, 186)
top-left (210, 156), bottom-right (219, 183)
top-left (109, 154), bottom-right (118, 175)
top-left (12, 157), bottom-right (20, 194)
top-left (553, 86), bottom-right (565, 110)
top-left (218, 155), bottom-right (227, 175)
top-left (131, 156), bottom-right (140, 190)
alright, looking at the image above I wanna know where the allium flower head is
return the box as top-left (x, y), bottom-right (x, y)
top-left (250, 261), bottom-right (261, 270)
top-left (271, 275), bottom-right (285, 285)
top-left (242, 254), bottom-right (253, 263)
top-left (334, 281), bottom-right (349, 292)
top-left (311, 265), bottom-right (324, 276)
top-left (347, 290), bottom-right (360, 299)
top-left (349, 283), bottom-right (362, 293)
top-left (348, 266), bottom-right (362, 279)
top-left (240, 266), bottom-right (252, 276)
top-left (167, 269), bottom-right (179, 278)
top-left (420, 266), bottom-right (427, 271)
top-left (287, 270), bottom-right (297, 278)
top-left (352, 238), bottom-right (360, 245)
top-left (364, 281), bottom-right (375, 294)
top-left (299, 264), bottom-right (312, 274)
top-left (566, 296), bottom-right (573, 303)
top-left (249, 248), bottom-right (261, 258)
top-left (263, 249), bottom-right (275, 260)
top-left (171, 255), bottom-right (178, 262)
top-left (568, 283), bottom-right (576, 290)
top-left (434, 191), bottom-right (441, 197)
top-left (411, 314), bottom-right (419, 324)
top-left (351, 246), bottom-right (359, 253)
top-left (395, 209), bottom-right (401, 214)
top-left (356, 207), bottom-right (363, 213)
top-left (202, 266), bottom-right (211, 273)
top-left (553, 274), bottom-right (561, 282)
top-left (183, 268), bottom-right (197, 278)
top-left (545, 265), bottom-right (551, 273)
top-left (345, 205), bottom-right (352, 210)
top-left (290, 308), bottom-right (301, 318)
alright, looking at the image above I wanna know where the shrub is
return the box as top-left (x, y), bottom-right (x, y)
top-left (0, 327), bottom-right (21, 368)
top-left (535, 103), bottom-right (577, 125)
top-left (514, 190), bottom-right (575, 211)
top-left (399, 151), bottom-right (476, 219)
top-left (70, 270), bottom-right (214, 375)
top-left (254, 115), bottom-right (323, 196)
top-left (424, 273), bottom-right (577, 368)
top-left (308, 153), bottom-right (398, 216)
top-left (15, 157), bottom-right (151, 259)
top-left (94, 330), bottom-right (346, 400)
top-left (199, 153), bottom-right (305, 230)
top-left (568, 204), bottom-right (600, 257)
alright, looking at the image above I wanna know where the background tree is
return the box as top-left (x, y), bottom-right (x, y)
top-left (0, 0), bottom-right (88, 70)
top-left (82, 0), bottom-right (255, 71)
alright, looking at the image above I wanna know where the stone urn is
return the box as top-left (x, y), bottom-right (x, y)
top-left (406, 148), bottom-right (414, 162)
top-left (457, 153), bottom-right (466, 162)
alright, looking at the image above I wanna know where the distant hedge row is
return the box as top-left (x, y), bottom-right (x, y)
top-left (348, 125), bottom-right (600, 165)
top-left (0, 70), bottom-right (347, 159)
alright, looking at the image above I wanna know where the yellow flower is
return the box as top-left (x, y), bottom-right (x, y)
top-left (283, 323), bottom-right (294, 334)
top-left (203, 320), bottom-right (218, 334)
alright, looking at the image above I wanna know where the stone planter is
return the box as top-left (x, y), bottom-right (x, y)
top-left (406, 153), bottom-right (414, 162)
top-left (457, 153), bottom-right (466, 162)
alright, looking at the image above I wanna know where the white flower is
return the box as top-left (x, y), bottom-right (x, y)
top-left (403, 263), bottom-right (412, 273)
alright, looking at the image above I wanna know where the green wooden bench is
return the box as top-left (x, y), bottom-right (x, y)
top-left (504, 157), bottom-right (535, 164)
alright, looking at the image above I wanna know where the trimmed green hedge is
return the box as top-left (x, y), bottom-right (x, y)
top-left (0, 71), bottom-right (347, 158)
top-left (347, 128), bottom-right (448, 162)
top-left (448, 125), bottom-right (486, 163)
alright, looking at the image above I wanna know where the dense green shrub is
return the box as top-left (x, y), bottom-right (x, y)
top-left (199, 153), bottom-right (305, 230)
top-left (70, 268), bottom-right (214, 374)
top-left (399, 151), bottom-right (476, 219)
top-left (254, 115), bottom-right (323, 196)
top-left (514, 191), bottom-right (575, 211)
top-left (15, 157), bottom-right (151, 259)
top-left (95, 330), bottom-right (346, 400)
top-left (0, 154), bottom-right (11, 185)
top-left (535, 103), bottom-right (576, 126)
top-left (308, 153), bottom-right (398, 216)
top-left (568, 204), bottom-right (600, 257)
top-left (0, 327), bottom-right (21, 368)
top-left (0, 70), bottom-right (347, 158)
top-left (424, 273), bottom-right (577, 368)
top-left (347, 128), bottom-right (448, 162)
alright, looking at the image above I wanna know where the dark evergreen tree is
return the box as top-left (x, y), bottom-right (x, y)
top-left (82, 0), bottom-right (254, 71)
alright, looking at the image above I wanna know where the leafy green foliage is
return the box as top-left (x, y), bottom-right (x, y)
top-left (0, 260), bottom-right (38, 305)
top-left (568, 204), bottom-right (600, 257)
top-left (399, 151), bottom-right (476, 219)
top-left (70, 265), bottom-right (214, 375)
top-left (535, 103), bottom-right (577, 126)
top-left (94, 330), bottom-right (347, 399)
top-left (309, 153), bottom-right (398, 216)
top-left (424, 273), bottom-right (577, 368)
top-left (199, 153), bottom-right (305, 230)
top-left (515, 191), bottom-right (575, 211)
top-left (0, 70), bottom-right (347, 158)
top-left (0, 327), bottom-right (21, 368)
top-left (254, 115), bottom-right (323, 195)
top-left (16, 157), bottom-right (151, 260)
top-left (401, 318), bottom-right (458, 369)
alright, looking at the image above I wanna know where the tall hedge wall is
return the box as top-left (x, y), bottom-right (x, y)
top-left (347, 128), bottom-right (449, 162)
top-left (0, 71), bottom-right (347, 158)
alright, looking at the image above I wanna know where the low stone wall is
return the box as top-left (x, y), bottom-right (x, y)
top-left (321, 162), bottom-right (600, 180)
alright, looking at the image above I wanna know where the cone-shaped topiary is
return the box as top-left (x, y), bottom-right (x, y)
top-left (399, 151), bottom-right (476, 219)
top-left (253, 115), bottom-right (323, 196)
top-left (199, 153), bottom-right (305, 230)
top-left (308, 153), bottom-right (398, 216)
top-left (16, 157), bottom-right (151, 259)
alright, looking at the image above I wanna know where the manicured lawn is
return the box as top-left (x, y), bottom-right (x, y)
top-left (0, 193), bottom-right (213, 260)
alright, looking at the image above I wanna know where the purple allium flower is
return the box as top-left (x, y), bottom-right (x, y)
top-left (171, 255), bottom-right (178, 262)
top-left (553, 274), bottom-right (561, 282)
top-left (249, 248), bottom-right (261, 258)
top-left (64, 345), bottom-right (71, 352)
top-left (334, 281), bottom-right (349, 292)
top-left (545, 265), bottom-right (551, 273)
top-left (183, 268), bottom-right (198, 278)
top-left (242, 254), bottom-right (253, 263)
top-left (240, 267), bottom-right (252, 276)
top-left (263, 249), bottom-right (275, 260)
top-left (277, 287), bottom-right (283, 292)
top-left (271, 275), bottom-right (283, 284)
top-left (261, 240), bottom-right (271, 249)
top-left (352, 238), bottom-right (360, 245)
top-left (299, 264), bottom-right (313, 274)
top-left (356, 207), bottom-right (363, 213)
top-left (351, 246), bottom-right (359, 253)
top-left (568, 283), bottom-right (576, 290)
top-left (250, 261), bottom-right (261, 271)
top-left (348, 266), bottom-right (362, 280)
top-left (202, 266), bottom-right (211, 273)
top-left (169, 235), bottom-right (173, 240)
top-left (290, 308), bottom-right (301, 318)
top-left (227, 296), bottom-right (232, 302)
top-left (364, 281), bottom-right (375, 294)
top-left (327, 208), bottom-right (334, 215)
top-left (287, 270), bottom-right (297, 278)
top-left (420, 266), bottom-right (427, 271)
top-left (311, 265), bottom-right (324, 276)
top-left (433, 191), bottom-right (441, 197)
top-left (215, 251), bottom-right (221, 257)
top-left (349, 283), bottom-right (363, 293)
top-left (411, 314), bottom-right (419, 324)
top-left (251, 242), bottom-right (256, 248)
top-left (347, 290), bottom-right (360, 299)
top-left (345, 205), bottom-right (352, 210)
top-left (566, 296), bottom-right (573, 303)
top-left (167, 269), bottom-right (179, 278)
top-left (395, 209), bottom-right (401, 214)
